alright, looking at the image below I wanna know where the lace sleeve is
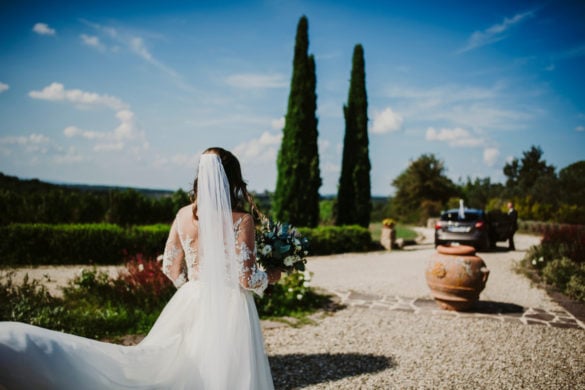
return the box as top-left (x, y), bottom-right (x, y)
top-left (162, 218), bottom-right (187, 288)
top-left (235, 214), bottom-right (268, 296)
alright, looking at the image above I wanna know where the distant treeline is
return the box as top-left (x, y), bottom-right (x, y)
top-left (1, 172), bottom-right (391, 227)
top-left (0, 173), bottom-right (191, 226)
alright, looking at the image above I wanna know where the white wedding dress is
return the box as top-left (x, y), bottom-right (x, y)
top-left (0, 155), bottom-right (274, 390)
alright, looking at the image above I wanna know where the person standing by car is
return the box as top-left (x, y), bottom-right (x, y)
top-left (507, 201), bottom-right (518, 250)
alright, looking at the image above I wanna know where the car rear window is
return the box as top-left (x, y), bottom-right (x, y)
top-left (440, 211), bottom-right (483, 222)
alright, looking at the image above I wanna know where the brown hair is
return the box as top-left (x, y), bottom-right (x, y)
top-left (191, 147), bottom-right (262, 220)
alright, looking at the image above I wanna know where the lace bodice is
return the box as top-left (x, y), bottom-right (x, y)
top-left (162, 206), bottom-right (268, 295)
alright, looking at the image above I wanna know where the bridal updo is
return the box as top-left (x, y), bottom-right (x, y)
top-left (191, 147), bottom-right (261, 219)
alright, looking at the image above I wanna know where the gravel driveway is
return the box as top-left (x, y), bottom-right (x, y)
top-left (264, 230), bottom-right (585, 389)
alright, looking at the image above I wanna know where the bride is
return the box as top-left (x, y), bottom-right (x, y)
top-left (0, 147), bottom-right (281, 389)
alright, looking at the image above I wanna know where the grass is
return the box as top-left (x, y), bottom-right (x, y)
top-left (369, 222), bottom-right (419, 244)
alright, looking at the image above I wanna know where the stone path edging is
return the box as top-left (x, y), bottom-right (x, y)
top-left (332, 289), bottom-right (585, 330)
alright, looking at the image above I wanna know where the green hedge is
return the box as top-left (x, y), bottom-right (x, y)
top-left (0, 223), bottom-right (372, 266)
top-left (298, 225), bottom-right (372, 255)
top-left (0, 224), bottom-right (170, 266)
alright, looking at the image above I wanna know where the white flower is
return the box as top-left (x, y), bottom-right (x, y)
top-left (283, 256), bottom-right (295, 267)
top-left (538, 256), bottom-right (544, 263)
top-left (294, 238), bottom-right (301, 249)
top-left (304, 250), bottom-right (309, 256)
top-left (303, 271), bottom-right (312, 282)
top-left (296, 294), bottom-right (303, 300)
top-left (532, 259), bottom-right (537, 266)
top-left (303, 281), bottom-right (310, 288)
top-left (260, 245), bottom-right (272, 256)
top-left (138, 263), bottom-right (144, 272)
top-left (288, 288), bottom-right (294, 292)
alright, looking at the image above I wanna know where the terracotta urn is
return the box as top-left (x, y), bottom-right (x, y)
top-left (425, 245), bottom-right (490, 311)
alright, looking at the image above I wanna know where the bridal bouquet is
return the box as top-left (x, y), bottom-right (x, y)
top-left (255, 217), bottom-right (309, 273)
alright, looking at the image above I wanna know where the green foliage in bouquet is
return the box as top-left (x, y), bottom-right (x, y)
top-left (255, 218), bottom-right (309, 273)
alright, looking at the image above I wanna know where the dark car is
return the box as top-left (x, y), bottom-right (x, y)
top-left (434, 208), bottom-right (492, 251)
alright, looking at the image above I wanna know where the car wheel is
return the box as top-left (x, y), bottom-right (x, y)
top-left (479, 234), bottom-right (491, 252)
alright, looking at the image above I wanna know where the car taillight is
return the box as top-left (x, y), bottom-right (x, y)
top-left (435, 221), bottom-right (444, 230)
top-left (475, 221), bottom-right (484, 229)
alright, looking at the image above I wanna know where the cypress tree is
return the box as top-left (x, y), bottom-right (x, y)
top-left (272, 16), bottom-right (321, 227)
top-left (335, 44), bottom-right (371, 227)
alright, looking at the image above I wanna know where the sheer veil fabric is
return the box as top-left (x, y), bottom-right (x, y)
top-left (0, 154), bottom-right (274, 389)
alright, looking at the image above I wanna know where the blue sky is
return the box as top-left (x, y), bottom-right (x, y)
top-left (1, 0), bottom-right (584, 196)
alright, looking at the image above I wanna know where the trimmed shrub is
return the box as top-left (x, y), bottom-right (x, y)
top-left (0, 223), bottom-right (372, 266)
top-left (298, 225), bottom-right (372, 255)
top-left (0, 224), bottom-right (170, 266)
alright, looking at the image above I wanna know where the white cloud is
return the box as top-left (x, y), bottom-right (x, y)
top-left (153, 152), bottom-right (200, 169)
top-left (33, 23), bottom-right (56, 36)
top-left (29, 82), bottom-right (128, 110)
top-left (225, 73), bottom-right (288, 89)
top-left (80, 34), bottom-right (105, 51)
top-left (319, 139), bottom-right (331, 153)
top-left (322, 161), bottom-right (340, 173)
top-left (64, 126), bottom-right (105, 140)
top-left (271, 117), bottom-right (285, 130)
top-left (576, 125), bottom-right (585, 132)
top-left (30, 82), bottom-right (148, 154)
top-left (554, 44), bottom-right (585, 62)
top-left (230, 132), bottom-right (283, 192)
top-left (82, 20), bottom-right (185, 85)
top-left (388, 83), bottom-right (533, 131)
top-left (0, 134), bottom-right (49, 145)
top-left (54, 146), bottom-right (85, 164)
top-left (0, 82), bottom-right (9, 93)
top-left (483, 147), bottom-right (500, 166)
top-left (437, 104), bottom-right (533, 131)
top-left (459, 10), bottom-right (535, 53)
top-left (426, 127), bottom-right (484, 147)
top-left (371, 107), bottom-right (403, 134)
top-left (387, 83), bottom-right (502, 106)
top-left (232, 131), bottom-right (282, 164)
top-left (0, 133), bottom-right (51, 154)
top-left (129, 37), bottom-right (154, 62)
top-left (70, 109), bottom-right (146, 153)
top-left (94, 142), bottom-right (124, 152)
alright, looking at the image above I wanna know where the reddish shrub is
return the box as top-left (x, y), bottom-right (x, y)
top-left (541, 224), bottom-right (585, 264)
top-left (117, 254), bottom-right (174, 308)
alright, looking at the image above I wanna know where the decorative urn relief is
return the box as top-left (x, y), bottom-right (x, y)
top-left (425, 244), bottom-right (490, 311)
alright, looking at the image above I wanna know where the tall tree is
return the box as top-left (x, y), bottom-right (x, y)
top-left (558, 160), bottom-right (585, 206)
top-left (335, 44), bottom-right (371, 227)
top-left (390, 154), bottom-right (458, 223)
top-left (460, 176), bottom-right (504, 210)
top-left (272, 16), bottom-right (321, 227)
top-left (503, 145), bottom-right (558, 203)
